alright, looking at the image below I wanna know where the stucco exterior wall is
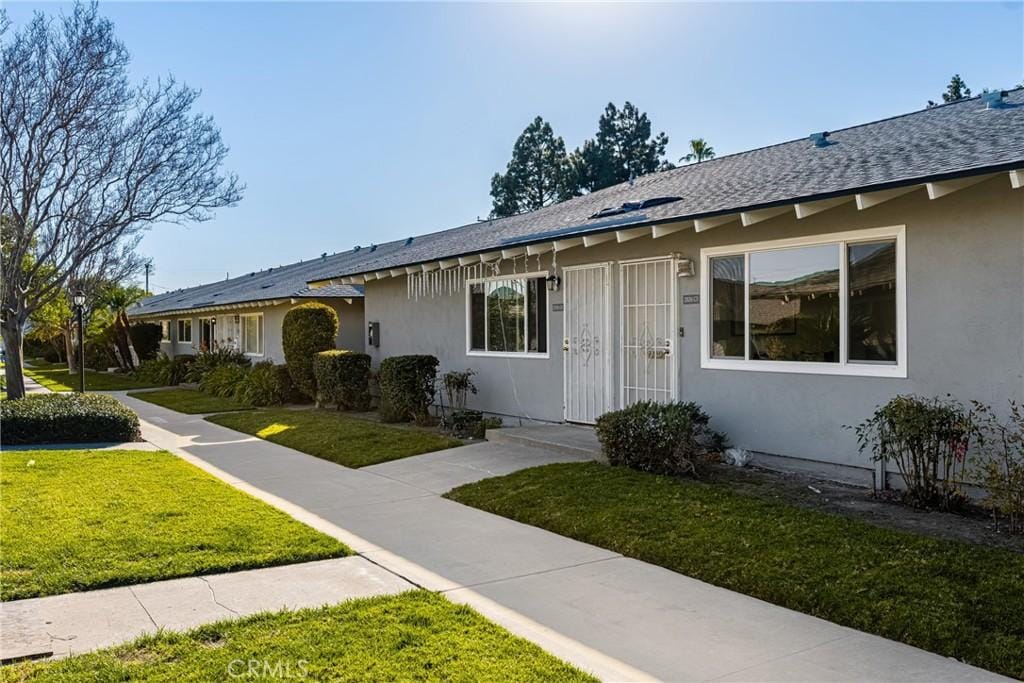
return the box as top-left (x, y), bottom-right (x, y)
top-left (364, 176), bottom-right (1023, 473)
top-left (147, 297), bottom-right (365, 364)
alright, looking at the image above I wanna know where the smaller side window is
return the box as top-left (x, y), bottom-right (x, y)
top-left (177, 319), bottom-right (192, 343)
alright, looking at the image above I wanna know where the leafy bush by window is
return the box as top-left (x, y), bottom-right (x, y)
top-left (852, 395), bottom-right (974, 510)
top-left (282, 303), bottom-right (338, 399)
top-left (972, 401), bottom-right (1024, 533)
top-left (128, 322), bottom-right (163, 362)
top-left (442, 369), bottom-right (477, 411)
top-left (1, 394), bottom-right (141, 445)
top-left (235, 361), bottom-right (292, 407)
top-left (135, 354), bottom-right (173, 386)
top-left (185, 347), bottom-right (251, 383)
top-left (596, 401), bottom-right (728, 476)
top-left (378, 355), bottom-right (438, 424)
top-left (314, 350), bottom-right (372, 411)
top-left (200, 364), bottom-right (250, 398)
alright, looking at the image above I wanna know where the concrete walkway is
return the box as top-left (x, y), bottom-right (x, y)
top-left (1, 557), bottom-right (411, 662)
top-left (60, 394), bottom-right (1012, 681)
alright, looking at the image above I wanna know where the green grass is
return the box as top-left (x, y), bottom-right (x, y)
top-left (446, 462), bottom-right (1024, 679)
top-left (2, 591), bottom-right (594, 682)
top-left (207, 408), bottom-right (462, 468)
top-left (128, 388), bottom-right (252, 414)
top-left (0, 449), bottom-right (349, 600)
top-left (24, 365), bottom-right (158, 392)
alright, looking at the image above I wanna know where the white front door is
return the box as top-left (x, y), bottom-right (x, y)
top-left (620, 256), bottom-right (677, 407)
top-left (563, 263), bottom-right (612, 424)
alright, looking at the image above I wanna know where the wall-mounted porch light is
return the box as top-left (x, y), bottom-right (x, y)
top-left (676, 258), bottom-right (695, 277)
top-left (545, 275), bottom-right (561, 292)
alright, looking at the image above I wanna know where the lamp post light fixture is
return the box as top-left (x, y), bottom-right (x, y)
top-left (72, 289), bottom-right (86, 393)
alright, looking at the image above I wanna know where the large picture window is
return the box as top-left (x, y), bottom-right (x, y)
top-left (241, 313), bottom-right (263, 356)
top-left (468, 276), bottom-right (547, 356)
top-left (701, 225), bottom-right (905, 377)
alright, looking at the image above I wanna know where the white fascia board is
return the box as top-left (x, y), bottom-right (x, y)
top-left (421, 262), bottom-right (440, 272)
top-left (652, 222), bottom-right (691, 239)
top-left (553, 237), bottom-right (584, 252)
top-left (855, 185), bottom-right (919, 210)
top-left (439, 258), bottom-right (460, 269)
top-left (526, 242), bottom-right (554, 255)
top-left (405, 266), bottom-right (420, 275)
top-left (458, 255), bottom-right (481, 266)
top-left (694, 214), bottom-right (738, 232)
top-left (926, 175), bottom-right (991, 200)
top-left (1010, 170), bottom-right (1024, 189)
top-left (480, 251), bottom-right (502, 262)
top-left (582, 232), bottom-right (617, 247)
top-left (615, 227), bottom-right (650, 242)
top-left (740, 206), bottom-right (790, 227)
top-left (389, 268), bottom-right (406, 278)
top-left (794, 196), bottom-right (853, 219)
top-left (501, 247), bottom-right (526, 258)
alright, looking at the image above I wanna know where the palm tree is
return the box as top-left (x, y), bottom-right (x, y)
top-left (682, 138), bottom-right (716, 164)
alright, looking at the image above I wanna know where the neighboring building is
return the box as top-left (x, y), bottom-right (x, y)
top-left (306, 90), bottom-right (1024, 484)
top-left (128, 254), bottom-right (366, 364)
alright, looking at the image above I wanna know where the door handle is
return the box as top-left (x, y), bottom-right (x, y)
top-left (562, 338), bottom-right (570, 352)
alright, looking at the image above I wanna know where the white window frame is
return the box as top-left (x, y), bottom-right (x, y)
top-left (177, 318), bottom-right (192, 344)
top-left (700, 224), bottom-right (907, 378)
top-left (466, 272), bottom-right (550, 359)
top-left (240, 313), bottom-right (264, 357)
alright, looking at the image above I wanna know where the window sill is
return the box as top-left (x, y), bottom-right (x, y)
top-left (467, 351), bottom-right (550, 360)
top-left (701, 358), bottom-right (907, 378)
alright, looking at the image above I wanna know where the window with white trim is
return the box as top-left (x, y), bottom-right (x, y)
top-left (177, 319), bottom-right (192, 343)
top-left (240, 313), bottom-right (264, 356)
top-left (467, 275), bottom-right (547, 356)
top-left (701, 225), bottom-right (905, 377)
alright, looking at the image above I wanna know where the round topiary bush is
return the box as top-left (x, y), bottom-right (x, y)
top-left (314, 350), bottom-right (372, 411)
top-left (378, 354), bottom-right (438, 424)
top-left (282, 303), bottom-right (338, 399)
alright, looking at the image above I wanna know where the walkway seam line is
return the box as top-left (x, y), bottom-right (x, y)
top-left (127, 587), bottom-right (159, 630)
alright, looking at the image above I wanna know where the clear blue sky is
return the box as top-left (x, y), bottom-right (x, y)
top-left (7, 2), bottom-right (1023, 292)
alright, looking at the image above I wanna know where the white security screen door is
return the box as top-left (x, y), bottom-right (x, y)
top-left (620, 257), bottom-right (677, 406)
top-left (563, 263), bottom-right (612, 424)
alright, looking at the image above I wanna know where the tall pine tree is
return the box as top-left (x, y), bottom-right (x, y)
top-left (928, 74), bottom-right (972, 107)
top-left (572, 102), bottom-right (673, 193)
top-left (489, 117), bottom-right (575, 218)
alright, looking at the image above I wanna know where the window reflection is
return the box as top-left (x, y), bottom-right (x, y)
top-left (487, 279), bottom-right (526, 353)
top-left (749, 244), bottom-right (840, 362)
top-left (711, 255), bottom-right (745, 358)
top-left (848, 241), bottom-right (897, 363)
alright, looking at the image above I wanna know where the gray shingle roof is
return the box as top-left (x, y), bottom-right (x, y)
top-left (312, 89), bottom-right (1024, 282)
top-left (129, 254), bottom-right (365, 317)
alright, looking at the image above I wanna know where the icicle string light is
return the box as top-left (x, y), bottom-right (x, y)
top-left (403, 257), bottom-right (546, 301)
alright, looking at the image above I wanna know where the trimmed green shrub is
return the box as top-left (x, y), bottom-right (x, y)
top-left (135, 354), bottom-right (173, 386)
top-left (185, 347), bottom-right (251, 383)
top-left (1, 394), bottom-right (141, 445)
top-left (450, 409), bottom-right (484, 439)
top-left (169, 355), bottom-right (195, 385)
top-left (596, 401), bottom-right (728, 476)
top-left (282, 303), bottom-right (338, 398)
top-left (84, 342), bottom-right (117, 371)
top-left (273, 364), bottom-right (305, 404)
top-left (234, 361), bottom-right (290, 407)
top-left (200, 364), bottom-right (250, 398)
top-left (378, 354), bottom-right (438, 424)
top-left (852, 394), bottom-right (975, 511)
top-left (128, 323), bottom-right (163, 361)
top-left (314, 350), bottom-right (372, 411)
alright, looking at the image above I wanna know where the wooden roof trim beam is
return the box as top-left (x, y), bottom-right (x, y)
top-left (855, 186), bottom-right (918, 210)
top-left (1010, 170), bottom-right (1024, 189)
top-left (554, 237), bottom-right (584, 252)
top-left (616, 227), bottom-right (650, 243)
top-left (501, 247), bottom-right (526, 259)
top-left (926, 175), bottom-right (991, 200)
top-left (582, 232), bottom-right (616, 248)
top-left (740, 206), bottom-right (789, 227)
top-left (693, 214), bottom-right (738, 232)
top-left (526, 242), bottom-right (553, 256)
top-left (652, 221), bottom-right (692, 239)
top-left (794, 196), bottom-right (853, 219)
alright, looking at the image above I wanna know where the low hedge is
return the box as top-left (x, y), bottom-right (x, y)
top-left (595, 401), bottom-right (727, 476)
top-left (1, 394), bottom-right (142, 445)
top-left (200, 364), bottom-right (250, 398)
top-left (378, 354), bottom-right (438, 424)
top-left (235, 361), bottom-right (293, 407)
top-left (185, 348), bottom-right (251, 384)
top-left (314, 350), bottom-right (372, 411)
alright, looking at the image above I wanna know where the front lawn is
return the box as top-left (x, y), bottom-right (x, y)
top-left (446, 462), bottom-right (1024, 679)
top-left (128, 388), bottom-right (252, 414)
top-left (5, 591), bottom-right (594, 682)
top-left (207, 408), bottom-right (462, 468)
top-left (1, 449), bottom-right (349, 600)
top-left (25, 365), bottom-right (158, 392)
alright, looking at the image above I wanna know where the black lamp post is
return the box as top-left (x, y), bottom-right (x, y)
top-left (72, 289), bottom-right (86, 393)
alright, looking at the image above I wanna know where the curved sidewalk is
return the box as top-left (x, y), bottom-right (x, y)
top-left (114, 393), bottom-right (1009, 682)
